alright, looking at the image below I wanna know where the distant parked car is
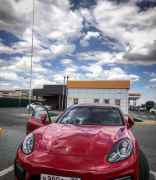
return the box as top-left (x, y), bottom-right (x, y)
top-left (26, 102), bottom-right (42, 111)
top-left (150, 107), bottom-right (156, 114)
top-left (27, 103), bottom-right (52, 111)
top-left (43, 104), bottom-right (52, 111)
top-left (138, 106), bottom-right (146, 112)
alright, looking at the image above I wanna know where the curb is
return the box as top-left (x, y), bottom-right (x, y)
top-left (135, 120), bottom-right (156, 126)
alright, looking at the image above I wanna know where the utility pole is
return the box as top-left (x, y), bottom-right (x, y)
top-left (29, 0), bottom-right (35, 105)
top-left (61, 76), bottom-right (66, 110)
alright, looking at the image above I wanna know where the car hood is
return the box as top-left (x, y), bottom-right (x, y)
top-left (35, 123), bottom-right (127, 159)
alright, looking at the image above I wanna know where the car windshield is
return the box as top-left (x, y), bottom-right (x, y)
top-left (58, 107), bottom-right (123, 125)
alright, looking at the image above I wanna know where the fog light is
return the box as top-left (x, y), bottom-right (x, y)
top-left (15, 162), bottom-right (26, 180)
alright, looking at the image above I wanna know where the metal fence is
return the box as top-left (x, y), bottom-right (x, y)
top-left (0, 97), bottom-right (30, 107)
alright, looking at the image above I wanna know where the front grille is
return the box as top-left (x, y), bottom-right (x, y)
top-left (114, 176), bottom-right (132, 180)
top-left (30, 175), bottom-right (40, 180)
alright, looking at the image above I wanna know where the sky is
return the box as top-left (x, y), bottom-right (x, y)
top-left (0, 0), bottom-right (156, 104)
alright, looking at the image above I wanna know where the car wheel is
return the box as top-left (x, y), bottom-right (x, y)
top-left (139, 150), bottom-right (150, 180)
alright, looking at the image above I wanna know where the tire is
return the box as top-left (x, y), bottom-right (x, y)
top-left (139, 150), bottom-right (150, 180)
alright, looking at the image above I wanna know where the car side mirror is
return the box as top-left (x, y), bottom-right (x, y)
top-left (40, 113), bottom-right (47, 124)
top-left (126, 115), bottom-right (134, 129)
top-left (50, 116), bottom-right (58, 123)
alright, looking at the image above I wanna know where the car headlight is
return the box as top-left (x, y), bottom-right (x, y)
top-left (108, 138), bottom-right (133, 163)
top-left (22, 133), bottom-right (34, 154)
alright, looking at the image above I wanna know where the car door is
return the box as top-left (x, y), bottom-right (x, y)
top-left (26, 106), bottom-right (51, 134)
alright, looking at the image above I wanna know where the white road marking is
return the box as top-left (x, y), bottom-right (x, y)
top-left (151, 171), bottom-right (156, 180)
top-left (0, 165), bottom-right (14, 177)
top-left (0, 164), bottom-right (156, 179)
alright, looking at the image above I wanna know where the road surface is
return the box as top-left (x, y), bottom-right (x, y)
top-left (0, 108), bottom-right (156, 180)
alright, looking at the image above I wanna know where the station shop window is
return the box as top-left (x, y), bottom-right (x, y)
top-left (115, 99), bottom-right (121, 106)
top-left (104, 99), bottom-right (110, 104)
top-left (94, 98), bottom-right (100, 103)
top-left (73, 98), bottom-right (79, 104)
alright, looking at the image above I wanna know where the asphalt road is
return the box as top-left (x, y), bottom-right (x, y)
top-left (0, 108), bottom-right (27, 180)
top-left (0, 108), bottom-right (156, 180)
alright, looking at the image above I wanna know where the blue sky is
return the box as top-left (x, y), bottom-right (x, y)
top-left (0, 0), bottom-right (156, 103)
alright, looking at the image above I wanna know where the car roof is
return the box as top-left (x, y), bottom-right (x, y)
top-left (70, 103), bottom-right (120, 109)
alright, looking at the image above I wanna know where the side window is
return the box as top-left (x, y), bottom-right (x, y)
top-left (73, 98), bottom-right (78, 104)
top-left (94, 98), bottom-right (99, 103)
top-left (115, 99), bottom-right (121, 106)
top-left (33, 107), bottom-right (47, 120)
top-left (104, 99), bottom-right (110, 104)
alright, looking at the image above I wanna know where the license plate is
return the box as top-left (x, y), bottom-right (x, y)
top-left (41, 174), bottom-right (81, 180)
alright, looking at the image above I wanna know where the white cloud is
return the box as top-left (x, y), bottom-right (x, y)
top-left (0, 43), bottom-right (13, 53)
top-left (0, 0), bottom-right (33, 37)
top-left (106, 67), bottom-right (140, 81)
top-left (65, 67), bottom-right (77, 73)
top-left (61, 58), bottom-right (73, 65)
top-left (80, 31), bottom-right (100, 47)
top-left (103, 67), bottom-right (139, 81)
top-left (85, 31), bottom-right (100, 40)
top-left (50, 43), bottom-right (75, 55)
top-left (81, 64), bottom-right (139, 81)
top-left (5, 56), bottom-right (47, 74)
top-left (0, 0), bottom-right (83, 60)
top-left (0, 71), bottom-right (18, 81)
top-left (80, 8), bottom-right (95, 26)
top-left (82, 64), bottom-right (103, 78)
top-left (32, 78), bottom-right (53, 89)
top-left (93, 0), bottom-right (156, 65)
top-left (150, 78), bottom-right (156, 82)
top-left (0, 0), bottom-right (81, 39)
top-left (0, 0), bottom-right (154, 93)
top-left (53, 74), bottom-right (64, 83)
top-left (150, 72), bottom-right (156, 78)
top-left (77, 51), bottom-right (118, 64)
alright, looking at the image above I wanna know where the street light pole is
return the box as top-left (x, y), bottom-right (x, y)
top-left (65, 76), bottom-right (69, 108)
top-left (61, 76), bottom-right (69, 110)
top-left (61, 76), bottom-right (66, 110)
top-left (29, 0), bottom-right (35, 105)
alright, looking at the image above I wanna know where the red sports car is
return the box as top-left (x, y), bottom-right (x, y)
top-left (15, 104), bottom-right (149, 180)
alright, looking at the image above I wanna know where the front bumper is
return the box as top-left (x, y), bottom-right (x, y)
top-left (15, 163), bottom-right (133, 180)
top-left (15, 149), bottom-right (139, 180)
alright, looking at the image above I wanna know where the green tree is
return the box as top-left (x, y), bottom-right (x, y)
top-left (145, 101), bottom-right (155, 111)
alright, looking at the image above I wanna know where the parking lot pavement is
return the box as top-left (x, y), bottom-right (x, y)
top-left (0, 108), bottom-right (27, 180)
top-left (133, 125), bottom-right (156, 171)
top-left (0, 108), bottom-right (156, 180)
